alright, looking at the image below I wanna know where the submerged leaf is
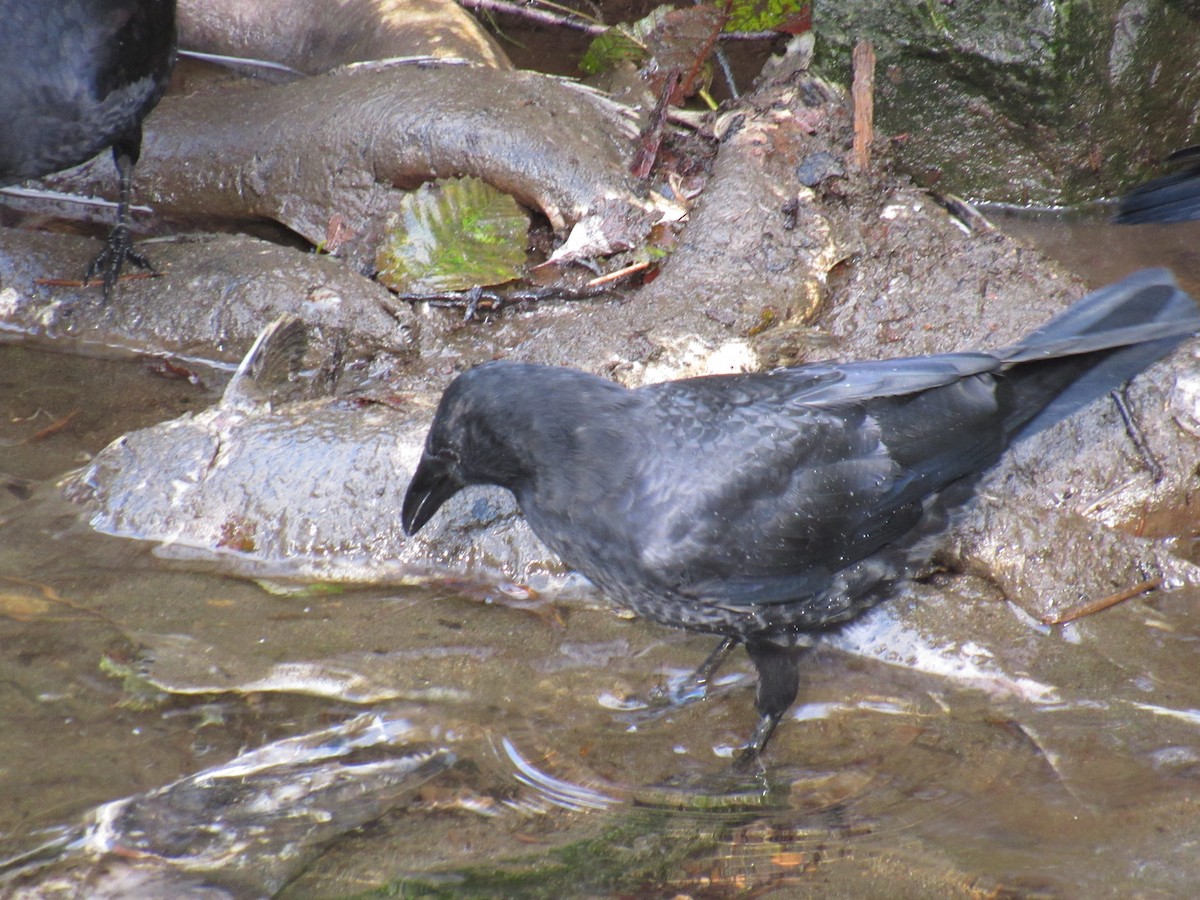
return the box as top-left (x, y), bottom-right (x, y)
top-left (375, 176), bottom-right (530, 294)
top-left (100, 653), bottom-right (169, 710)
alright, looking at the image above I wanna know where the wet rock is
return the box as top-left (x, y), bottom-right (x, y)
top-left (795, 150), bottom-right (845, 187)
top-left (63, 321), bottom-right (563, 589)
top-left (65, 380), bottom-right (561, 587)
top-left (815, 0), bottom-right (1200, 205)
top-left (178, 0), bottom-right (512, 74)
top-left (0, 229), bottom-right (413, 368)
top-left (1171, 362), bottom-right (1200, 437)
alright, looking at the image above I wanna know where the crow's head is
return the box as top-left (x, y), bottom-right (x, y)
top-left (402, 361), bottom-right (594, 534)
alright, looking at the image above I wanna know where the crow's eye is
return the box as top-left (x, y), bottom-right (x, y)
top-left (435, 446), bottom-right (460, 466)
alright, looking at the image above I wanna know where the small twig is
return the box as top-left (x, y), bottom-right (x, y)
top-left (719, 29), bottom-right (778, 42)
top-left (631, 69), bottom-right (680, 179)
top-left (459, 0), bottom-right (776, 43)
top-left (26, 409), bottom-right (80, 442)
top-left (711, 41), bottom-right (738, 99)
top-left (34, 271), bottom-right (158, 289)
top-left (0, 574), bottom-right (122, 626)
top-left (399, 288), bottom-right (503, 308)
top-left (1110, 385), bottom-right (1164, 482)
top-left (851, 39), bottom-right (875, 171)
top-left (398, 277), bottom-right (631, 314)
top-left (462, 285), bottom-right (486, 322)
top-left (586, 260), bottom-right (650, 287)
top-left (926, 191), bottom-right (996, 235)
top-left (178, 49), bottom-right (302, 77)
top-left (458, 0), bottom-right (606, 34)
top-left (1040, 576), bottom-right (1163, 625)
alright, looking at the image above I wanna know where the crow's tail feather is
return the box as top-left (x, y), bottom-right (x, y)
top-left (1001, 267), bottom-right (1200, 441)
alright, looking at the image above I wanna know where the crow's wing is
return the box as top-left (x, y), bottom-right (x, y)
top-left (630, 355), bottom-right (1013, 608)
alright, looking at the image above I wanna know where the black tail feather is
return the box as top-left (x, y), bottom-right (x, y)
top-left (1002, 268), bottom-right (1200, 441)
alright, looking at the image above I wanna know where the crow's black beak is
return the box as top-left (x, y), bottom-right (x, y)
top-left (402, 453), bottom-right (463, 535)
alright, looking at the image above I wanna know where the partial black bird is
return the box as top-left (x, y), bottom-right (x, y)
top-left (1115, 146), bottom-right (1200, 224)
top-left (0, 0), bottom-right (177, 299)
top-left (403, 269), bottom-right (1200, 764)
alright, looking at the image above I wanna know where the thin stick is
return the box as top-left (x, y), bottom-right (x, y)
top-left (458, 0), bottom-right (777, 43)
top-left (1040, 576), bottom-right (1163, 625)
top-left (35, 271), bottom-right (158, 288)
top-left (458, 0), bottom-right (606, 34)
top-left (27, 409), bottom-right (80, 442)
top-left (586, 260), bottom-right (650, 287)
top-left (851, 40), bottom-right (875, 170)
top-left (1110, 386), bottom-right (1164, 482)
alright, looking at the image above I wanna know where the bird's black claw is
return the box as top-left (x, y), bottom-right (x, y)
top-left (83, 223), bottom-right (157, 303)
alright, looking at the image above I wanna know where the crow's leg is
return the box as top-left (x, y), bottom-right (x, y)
top-left (651, 636), bottom-right (738, 705)
top-left (735, 641), bottom-right (802, 770)
top-left (687, 636), bottom-right (739, 694)
top-left (84, 132), bottom-right (157, 302)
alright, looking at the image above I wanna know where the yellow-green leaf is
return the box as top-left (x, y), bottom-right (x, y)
top-left (376, 176), bottom-right (530, 294)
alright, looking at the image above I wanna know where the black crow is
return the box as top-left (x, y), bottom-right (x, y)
top-left (403, 268), bottom-right (1200, 764)
top-left (0, 0), bottom-right (177, 299)
top-left (1115, 146), bottom-right (1200, 224)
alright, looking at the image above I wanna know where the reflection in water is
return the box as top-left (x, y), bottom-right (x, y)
top-left (465, 688), bottom-right (1075, 898)
top-left (0, 713), bottom-right (453, 896)
top-left (986, 205), bottom-right (1200, 293)
top-left (499, 736), bottom-right (618, 812)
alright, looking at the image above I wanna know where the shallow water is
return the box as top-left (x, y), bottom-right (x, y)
top-left (3, 213), bottom-right (1200, 897)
